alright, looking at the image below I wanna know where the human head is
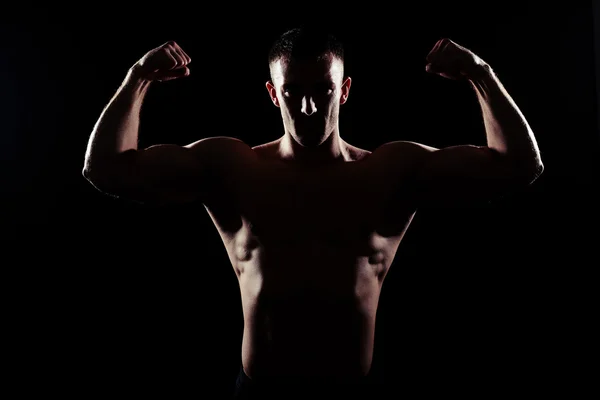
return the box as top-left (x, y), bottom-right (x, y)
top-left (266, 26), bottom-right (351, 148)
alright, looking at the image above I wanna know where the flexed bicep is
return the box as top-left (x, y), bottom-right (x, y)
top-left (377, 140), bottom-right (525, 207)
top-left (412, 143), bottom-right (526, 206)
top-left (84, 136), bottom-right (246, 205)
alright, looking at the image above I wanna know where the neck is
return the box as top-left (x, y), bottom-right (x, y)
top-left (278, 127), bottom-right (351, 166)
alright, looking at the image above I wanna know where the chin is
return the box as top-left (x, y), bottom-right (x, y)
top-left (300, 138), bottom-right (324, 148)
top-left (294, 132), bottom-right (327, 147)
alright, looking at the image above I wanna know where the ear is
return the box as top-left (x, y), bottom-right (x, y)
top-left (340, 76), bottom-right (352, 105)
top-left (265, 81), bottom-right (280, 107)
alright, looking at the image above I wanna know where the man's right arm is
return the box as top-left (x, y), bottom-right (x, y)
top-left (82, 55), bottom-right (241, 205)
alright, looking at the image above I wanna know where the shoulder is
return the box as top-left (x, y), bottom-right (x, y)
top-left (373, 140), bottom-right (438, 155)
top-left (186, 136), bottom-right (251, 151)
top-left (369, 140), bottom-right (439, 166)
top-left (183, 136), bottom-right (258, 174)
top-left (186, 136), bottom-right (256, 158)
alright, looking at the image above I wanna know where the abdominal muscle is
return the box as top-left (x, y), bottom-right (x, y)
top-left (237, 250), bottom-right (382, 380)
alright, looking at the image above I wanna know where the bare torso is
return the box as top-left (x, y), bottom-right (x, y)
top-left (201, 138), bottom-right (417, 380)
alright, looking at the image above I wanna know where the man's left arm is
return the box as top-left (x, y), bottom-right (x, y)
top-left (386, 39), bottom-right (544, 205)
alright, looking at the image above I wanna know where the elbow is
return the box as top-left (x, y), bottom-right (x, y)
top-left (82, 166), bottom-right (105, 191)
top-left (515, 158), bottom-right (544, 185)
top-left (81, 160), bottom-right (114, 193)
top-left (498, 151), bottom-right (544, 186)
top-left (82, 159), bottom-right (92, 181)
top-left (534, 159), bottom-right (544, 179)
top-left (82, 153), bottom-right (123, 187)
top-left (82, 160), bottom-right (100, 184)
top-left (81, 156), bottom-right (136, 201)
top-left (527, 153), bottom-right (544, 182)
top-left (82, 164), bottom-right (91, 181)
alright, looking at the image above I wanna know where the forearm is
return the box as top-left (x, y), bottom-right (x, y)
top-left (83, 68), bottom-right (151, 174)
top-left (469, 64), bottom-right (544, 175)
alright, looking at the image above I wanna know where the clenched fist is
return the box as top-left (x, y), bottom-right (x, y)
top-left (425, 38), bottom-right (489, 81)
top-left (131, 41), bottom-right (192, 82)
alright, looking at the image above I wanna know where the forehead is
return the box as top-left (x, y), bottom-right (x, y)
top-left (271, 54), bottom-right (343, 85)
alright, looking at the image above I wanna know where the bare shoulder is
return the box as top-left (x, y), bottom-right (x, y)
top-left (370, 140), bottom-right (438, 164)
top-left (186, 136), bottom-right (256, 164)
top-left (362, 140), bottom-right (440, 181)
top-left (373, 140), bottom-right (437, 156)
top-left (186, 135), bottom-right (252, 152)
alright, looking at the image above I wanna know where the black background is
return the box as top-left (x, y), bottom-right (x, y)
top-left (2, 2), bottom-right (598, 397)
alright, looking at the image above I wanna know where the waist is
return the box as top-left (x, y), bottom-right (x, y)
top-left (234, 365), bottom-right (383, 400)
top-left (242, 338), bottom-right (373, 380)
top-left (239, 364), bottom-right (373, 386)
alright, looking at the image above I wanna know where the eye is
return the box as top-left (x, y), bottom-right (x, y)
top-left (317, 85), bottom-right (334, 95)
top-left (282, 85), bottom-right (298, 97)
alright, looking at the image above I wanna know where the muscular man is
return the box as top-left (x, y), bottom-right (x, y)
top-left (82, 27), bottom-right (543, 397)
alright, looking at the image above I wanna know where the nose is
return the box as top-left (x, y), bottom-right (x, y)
top-left (301, 96), bottom-right (317, 116)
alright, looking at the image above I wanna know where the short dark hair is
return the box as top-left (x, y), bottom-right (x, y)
top-left (268, 26), bottom-right (345, 72)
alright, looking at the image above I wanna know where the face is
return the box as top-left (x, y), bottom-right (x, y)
top-left (266, 53), bottom-right (351, 147)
